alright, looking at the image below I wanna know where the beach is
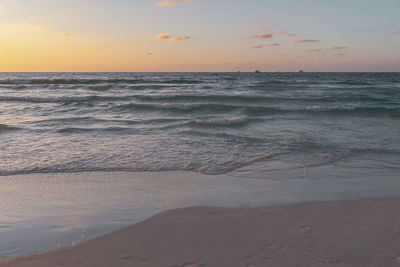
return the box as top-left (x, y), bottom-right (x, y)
top-left (1, 197), bottom-right (400, 267)
top-left (1, 0), bottom-right (400, 265)
top-left (3, 170), bottom-right (400, 261)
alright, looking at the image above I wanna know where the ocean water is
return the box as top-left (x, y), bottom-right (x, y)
top-left (1, 72), bottom-right (400, 258)
top-left (0, 72), bottom-right (399, 177)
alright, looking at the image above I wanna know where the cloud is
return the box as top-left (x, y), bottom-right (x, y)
top-left (170, 36), bottom-right (190, 41)
top-left (294, 39), bottom-right (319, 43)
top-left (331, 46), bottom-right (348, 50)
top-left (155, 32), bottom-right (172, 40)
top-left (146, 53), bottom-right (153, 56)
top-left (60, 33), bottom-right (71, 38)
top-left (200, 22), bottom-right (207, 27)
top-left (36, 25), bottom-right (49, 31)
top-left (305, 49), bottom-right (322, 53)
top-left (249, 33), bottom-right (273, 40)
top-left (274, 30), bottom-right (287, 35)
top-left (393, 31), bottom-right (400, 35)
top-left (336, 53), bottom-right (346, 56)
top-left (288, 33), bottom-right (297, 37)
top-left (156, 0), bottom-right (187, 7)
top-left (252, 43), bottom-right (280, 49)
top-left (155, 33), bottom-right (189, 41)
top-left (285, 8), bottom-right (292, 12)
top-left (260, 27), bottom-right (270, 32)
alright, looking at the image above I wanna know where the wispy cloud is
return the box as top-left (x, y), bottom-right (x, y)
top-left (155, 32), bottom-right (172, 40)
top-left (288, 33), bottom-right (297, 37)
top-left (294, 39), bottom-right (319, 43)
top-left (331, 46), bottom-right (348, 50)
top-left (260, 27), bottom-right (270, 32)
top-left (285, 7), bottom-right (292, 12)
top-left (336, 53), bottom-right (346, 56)
top-left (393, 31), bottom-right (400, 35)
top-left (60, 33), bottom-right (71, 38)
top-left (200, 22), bottom-right (207, 27)
top-left (170, 36), bottom-right (190, 41)
top-left (146, 53), bottom-right (153, 56)
top-left (252, 43), bottom-right (280, 49)
top-left (274, 30), bottom-right (287, 35)
top-left (247, 33), bottom-right (273, 40)
top-left (155, 33), bottom-right (189, 41)
top-left (156, 0), bottom-right (187, 7)
top-left (305, 49), bottom-right (322, 53)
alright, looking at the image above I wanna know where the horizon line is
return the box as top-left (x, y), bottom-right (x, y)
top-left (1, 71), bottom-right (399, 73)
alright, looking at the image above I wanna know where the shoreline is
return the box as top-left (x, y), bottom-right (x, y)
top-left (2, 197), bottom-right (400, 267)
top-left (3, 170), bottom-right (400, 260)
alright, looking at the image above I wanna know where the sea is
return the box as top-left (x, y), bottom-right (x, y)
top-left (1, 72), bottom-right (399, 176)
top-left (1, 72), bottom-right (400, 258)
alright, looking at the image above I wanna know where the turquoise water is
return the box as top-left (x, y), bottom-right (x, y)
top-left (0, 72), bottom-right (399, 177)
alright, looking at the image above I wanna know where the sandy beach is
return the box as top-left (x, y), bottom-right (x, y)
top-left (2, 197), bottom-right (400, 267)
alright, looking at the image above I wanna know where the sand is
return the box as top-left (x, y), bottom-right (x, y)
top-left (1, 198), bottom-right (400, 267)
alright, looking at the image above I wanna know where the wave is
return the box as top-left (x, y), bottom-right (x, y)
top-left (87, 85), bottom-right (113, 91)
top-left (0, 124), bottom-right (21, 133)
top-left (138, 93), bottom-right (397, 105)
top-left (1, 92), bottom-right (395, 106)
top-left (112, 102), bottom-right (400, 117)
top-left (199, 152), bottom-right (276, 175)
top-left (178, 129), bottom-right (266, 144)
top-left (334, 80), bottom-right (372, 86)
top-left (0, 78), bottom-right (203, 85)
top-left (134, 94), bottom-right (337, 104)
top-left (53, 119), bottom-right (190, 133)
top-left (189, 117), bottom-right (260, 128)
top-left (306, 106), bottom-right (400, 117)
top-left (29, 117), bottom-right (189, 128)
top-left (0, 95), bottom-right (130, 104)
top-left (113, 102), bottom-right (244, 113)
top-left (55, 126), bottom-right (133, 134)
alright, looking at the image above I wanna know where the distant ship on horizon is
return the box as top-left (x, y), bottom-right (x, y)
top-left (255, 70), bottom-right (261, 73)
top-left (299, 69), bottom-right (304, 73)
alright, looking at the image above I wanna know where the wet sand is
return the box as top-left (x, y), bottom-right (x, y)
top-left (2, 197), bottom-right (400, 267)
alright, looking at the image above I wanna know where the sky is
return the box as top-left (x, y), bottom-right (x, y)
top-left (0, 0), bottom-right (399, 72)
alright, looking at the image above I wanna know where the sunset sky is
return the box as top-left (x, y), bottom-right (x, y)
top-left (0, 0), bottom-right (399, 72)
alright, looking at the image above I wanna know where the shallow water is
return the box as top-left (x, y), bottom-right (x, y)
top-left (2, 170), bottom-right (400, 258)
top-left (1, 72), bottom-right (399, 176)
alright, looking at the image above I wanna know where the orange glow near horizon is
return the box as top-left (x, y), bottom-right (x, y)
top-left (0, 0), bottom-right (399, 72)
